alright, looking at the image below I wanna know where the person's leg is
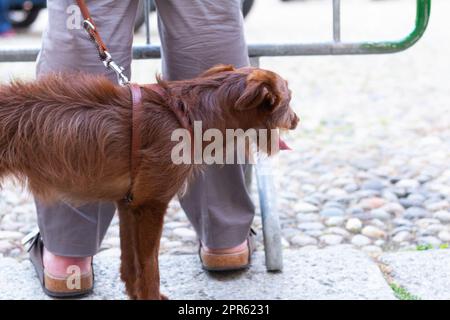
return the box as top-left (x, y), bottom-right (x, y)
top-left (35, 0), bottom-right (138, 276)
top-left (0, 0), bottom-right (13, 34)
top-left (155, 0), bottom-right (255, 253)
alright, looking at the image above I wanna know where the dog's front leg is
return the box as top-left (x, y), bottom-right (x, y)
top-left (130, 200), bottom-right (167, 300)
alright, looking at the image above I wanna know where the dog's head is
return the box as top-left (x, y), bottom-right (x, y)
top-left (201, 65), bottom-right (299, 153)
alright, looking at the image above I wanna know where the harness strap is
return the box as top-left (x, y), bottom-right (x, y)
top-left (141, 84), bottom-right (192, 133)
top-left (144, 85), bottom-right (194, 157)
top-left (75, 1), bottom-right (191, 203)
top-left (128, 84), bottom-right (143, 198)
top-left (125, 84), bottom-right (193, 203)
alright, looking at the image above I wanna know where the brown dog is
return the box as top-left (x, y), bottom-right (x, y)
top-left (0, 65), bottom-right (299, 299)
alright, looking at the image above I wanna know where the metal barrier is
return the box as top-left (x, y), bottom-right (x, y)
top-left (0, 0), bottom-right (431, 62)
top-left (0, 0), bottom-right (432, 272)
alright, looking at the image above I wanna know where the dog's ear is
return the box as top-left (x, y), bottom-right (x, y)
top-left (200, 64), bottom-right (236, 77)
top-left (234, 69), bottom-right (282, 112)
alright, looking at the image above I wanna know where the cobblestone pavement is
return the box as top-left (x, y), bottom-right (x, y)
top-left (1, 0), bottom-right (450, 261)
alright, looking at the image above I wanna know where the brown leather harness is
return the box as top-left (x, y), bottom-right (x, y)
top-left (75, 0), bottom-right (192, 204)
top-left (127, 84), bottom-right (143, 203)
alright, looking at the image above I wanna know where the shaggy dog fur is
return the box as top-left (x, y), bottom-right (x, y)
top-left (0, 65), bottom-right (299, 299)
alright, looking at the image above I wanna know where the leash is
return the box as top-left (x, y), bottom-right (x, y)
top-left (75, 0), bottom-right (129, 86)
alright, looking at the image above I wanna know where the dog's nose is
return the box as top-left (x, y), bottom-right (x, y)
top-left (290, 113), bottom-right (300, 130)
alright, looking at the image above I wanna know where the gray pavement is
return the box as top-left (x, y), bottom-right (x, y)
top-left (0, 246), bottom-right (397, 300)
top-left (3, 246), bottom-right (450, 300)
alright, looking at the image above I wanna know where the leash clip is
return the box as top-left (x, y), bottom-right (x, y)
top-left (102, 51), bottom-right (130, 86)
top-left (82, 19), bottom-right (129, 86)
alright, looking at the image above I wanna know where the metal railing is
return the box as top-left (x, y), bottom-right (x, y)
top-left (0, 0), bottom-right (431, 62)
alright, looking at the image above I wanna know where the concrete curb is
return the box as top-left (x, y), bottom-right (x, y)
top-left (380, 249), bottom-right (450, 300)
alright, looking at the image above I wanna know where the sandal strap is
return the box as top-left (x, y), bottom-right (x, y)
top-left (27, 231), bottom-right (45, 286)
top-left (22, 227), bottom-right (40, 252)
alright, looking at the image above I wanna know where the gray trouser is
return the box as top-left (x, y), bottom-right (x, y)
top-left (36, 0), bottom-right (255, 257)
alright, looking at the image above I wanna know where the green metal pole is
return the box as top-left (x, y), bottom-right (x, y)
top-left (362, 0), bottom-right (431, 53)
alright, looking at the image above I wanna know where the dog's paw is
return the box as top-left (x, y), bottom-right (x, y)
top-left (160, 293), bottom-right (169, 300)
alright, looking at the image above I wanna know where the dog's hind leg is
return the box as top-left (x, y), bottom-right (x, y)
top-left (129, 200), bottom-right (168, 300)
top-left (117, 201), bottom-right (139, 299)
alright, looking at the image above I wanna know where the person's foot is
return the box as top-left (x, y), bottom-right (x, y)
top-left (43, 247), bottom-right (92, 277)
top-left (201, 240), bottom-right (248, 254)
top-left (26, 232), bottom-right (94, 298)
top-left (199, 232), bottom-right (255, 271)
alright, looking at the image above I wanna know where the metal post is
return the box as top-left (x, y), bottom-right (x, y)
top-left (251, 57), bottom-right (284, 272)
top-left (144, 0), bottom-right (151, 45)
top-left (333, 0), bottom-right (341, 43)
top-left (255, 156), bottom-right (284, 272)
top-left (249, 57), bottom-right (260, 68)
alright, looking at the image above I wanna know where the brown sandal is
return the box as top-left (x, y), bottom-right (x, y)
top-left (199, 229), bottom-right (256, 272)
top-left (23, 230), bottom-right (94, 298)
